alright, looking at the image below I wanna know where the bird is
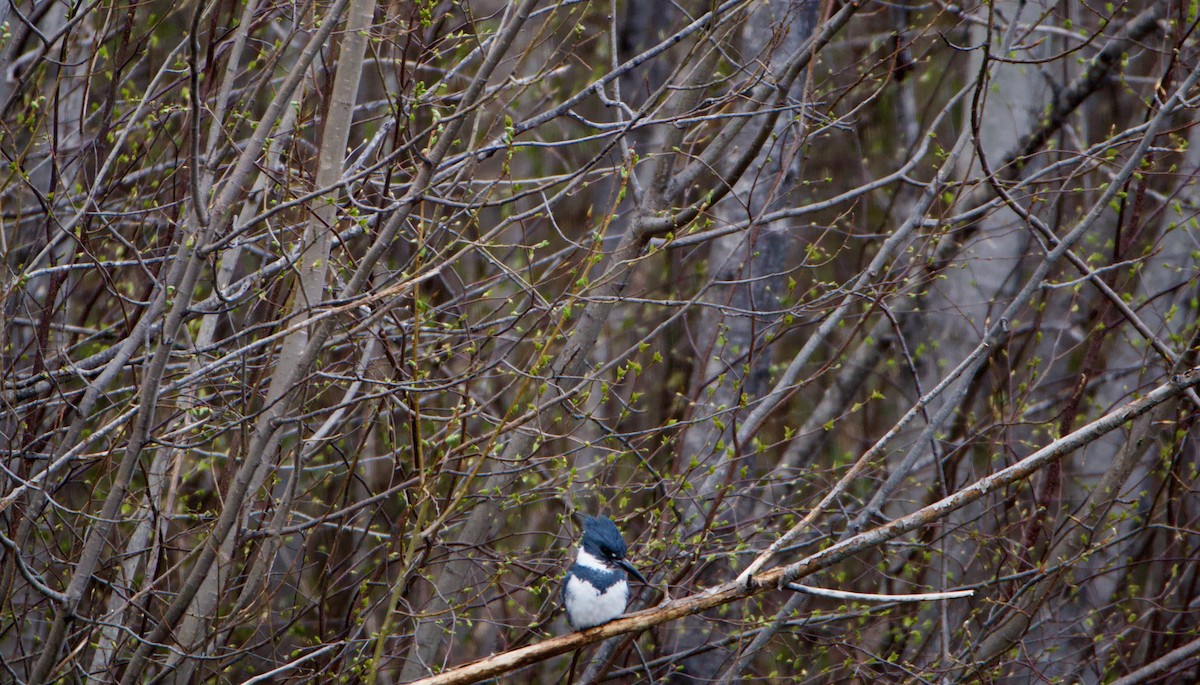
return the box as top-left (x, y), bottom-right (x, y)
top-left (562, 515), bottom-right (647, 631)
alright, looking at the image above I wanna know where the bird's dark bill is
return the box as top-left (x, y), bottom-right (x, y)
top-left (616, 558), bottom-right (647, 584)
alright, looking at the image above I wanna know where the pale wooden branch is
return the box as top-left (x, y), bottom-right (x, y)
top-left (785, 583), bottom-right (974, 603)
top-left (1109, 634), bottom-right (1200, 685)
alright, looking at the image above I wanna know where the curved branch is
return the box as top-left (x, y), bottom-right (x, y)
top-left (407, 365), bottom-right (1200, 685)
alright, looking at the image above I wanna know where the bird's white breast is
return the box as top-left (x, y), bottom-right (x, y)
top-left (564, 574), bottom-right (629, 630)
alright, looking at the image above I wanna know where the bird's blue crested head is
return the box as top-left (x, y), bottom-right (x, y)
top-left (580, 515), bottom-right (628, 560)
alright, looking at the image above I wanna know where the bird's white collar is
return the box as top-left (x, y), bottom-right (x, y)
top-left (576, 547), bottom-right (611, 571)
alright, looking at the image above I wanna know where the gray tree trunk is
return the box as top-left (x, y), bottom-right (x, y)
top-left (670, 2), bottom-right (818, 680)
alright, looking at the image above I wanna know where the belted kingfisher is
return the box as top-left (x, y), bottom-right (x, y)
top-left (562, 516), bottom-right (647, 630)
